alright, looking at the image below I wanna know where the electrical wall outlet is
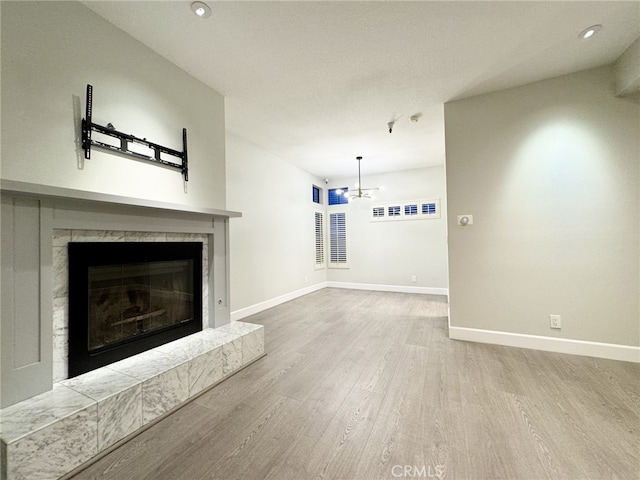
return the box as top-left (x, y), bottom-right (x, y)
top-left (549, 314), bottom-right (561, 329)
top-left (411, 275), bottom-right (417, 283)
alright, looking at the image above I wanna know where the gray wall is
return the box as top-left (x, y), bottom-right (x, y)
top-left (0, 1), bottom-right (229, 407)
top-left (445, 65), bottom-right (639, 347)
top-left (1, 1), bottom-right (226, 209)
top-left (226, 134), bottom-right (326, 313)
top-left (226, 134), bottom-right (450, 315)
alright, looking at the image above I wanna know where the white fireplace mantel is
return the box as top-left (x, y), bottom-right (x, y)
top-left (0, 180), bottom-right (241, 409)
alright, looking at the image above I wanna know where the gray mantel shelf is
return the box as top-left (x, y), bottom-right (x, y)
top-left (0, 179), bottom-right (242, 218)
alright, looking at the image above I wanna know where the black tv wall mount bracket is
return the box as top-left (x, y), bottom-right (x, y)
top-left (81, 84), bottom-right (189, 181)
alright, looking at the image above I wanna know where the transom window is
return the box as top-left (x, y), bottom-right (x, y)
top-left (328, 188), bottom-right (348, 205)
top-left (372, 198), bottom-right (441, 221)
top-left (388, 205), bottom-right (401, 217)
top-left (404, 204), bottom-right (418, 216)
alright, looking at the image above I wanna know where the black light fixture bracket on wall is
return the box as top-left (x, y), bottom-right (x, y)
top-left (81, 84), bottom-right (189, 181)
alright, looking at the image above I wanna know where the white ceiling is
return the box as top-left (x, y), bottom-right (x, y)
top-left (83, 1), bottom-right (640, 179)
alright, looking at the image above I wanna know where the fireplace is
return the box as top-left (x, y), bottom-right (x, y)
top-left (68, 241), bottom-right (203, 377)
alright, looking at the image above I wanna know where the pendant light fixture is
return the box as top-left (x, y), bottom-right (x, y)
top-left (345, 156), bottom-right (380, 201)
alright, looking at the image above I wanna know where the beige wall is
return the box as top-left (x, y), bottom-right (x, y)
top-left (1, 1), bottom-right (226, 209)
top-left (445, 65), bottom-right (639, 347)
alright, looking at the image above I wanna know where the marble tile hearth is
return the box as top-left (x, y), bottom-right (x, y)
top-left (0, 322), bottom-right (264, 480)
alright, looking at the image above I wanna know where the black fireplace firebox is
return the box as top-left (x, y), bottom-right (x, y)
top-left (68, 242), bottom-right (203, 377)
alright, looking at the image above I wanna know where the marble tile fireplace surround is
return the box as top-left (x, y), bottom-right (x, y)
top-left (56, 229), bottom-right (209, 383)
top-left (0, 181), bottom-right (264, 480)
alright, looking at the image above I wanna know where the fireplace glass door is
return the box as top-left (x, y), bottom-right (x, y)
top-left (88, 260), bottom-right (195, 351)
top-left (68, 242), bottom-right (203, 377)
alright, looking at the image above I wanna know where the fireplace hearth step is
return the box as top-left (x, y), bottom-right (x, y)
top-left (0, 322), bottom-right (264, 480)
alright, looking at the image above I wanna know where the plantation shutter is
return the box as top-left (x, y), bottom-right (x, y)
top-left (329, 211), bottom-right (348, 268)
top-left (314, 211), bottom-right (325, 268)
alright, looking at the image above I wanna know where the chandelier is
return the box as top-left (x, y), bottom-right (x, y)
top-left (340, 156), bottom-right (380, 201)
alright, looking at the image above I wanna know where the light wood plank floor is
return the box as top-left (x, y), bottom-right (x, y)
top-left (69, 288), bottom-right (639, 480)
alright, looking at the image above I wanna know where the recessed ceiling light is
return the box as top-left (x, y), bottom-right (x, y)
top-left (579, 24), bottom-right (602, 39)
top-left (191, 1), bottom-right (212, 18)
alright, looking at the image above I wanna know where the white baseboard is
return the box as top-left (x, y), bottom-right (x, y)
top-left (231, 282), bottom-right (328, 321)
top-left (326, 281), bottom-right (449, 297)
top-left (231, 281), bottom-right (448, 321)
top-left (449, 326), bottom-right (640, 363)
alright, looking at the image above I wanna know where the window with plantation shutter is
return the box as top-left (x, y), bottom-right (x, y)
top-left (404, 203), bottom-right (418, 216)
top-left (420, 199), bottom-right (440, 218)
top-left (314, 210), bottom-right (325, 269)
top-left (388, 205), bottom-right (401, 218)
top-left (371, 206), bottom-right (385, 221)
top-left (422, 202), bottom-right (436, 214)
top-left (328, 211), bottom-right (348, 268)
